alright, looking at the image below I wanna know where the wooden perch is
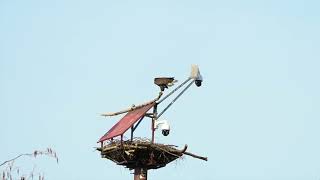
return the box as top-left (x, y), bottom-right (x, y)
top-left (183, 151), bottom-right (208, 161)
top-left (101, 92), bottom-right (163, 117)
top-left (178, 144), bottom-right (188, 153)
top-left (175, 144), bottom-right (207, 161)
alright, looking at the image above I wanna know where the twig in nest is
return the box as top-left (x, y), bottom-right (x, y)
top-left (155, 146), bottom-right (181, 158)
top-left (183, 152), bottom-right (208, 161)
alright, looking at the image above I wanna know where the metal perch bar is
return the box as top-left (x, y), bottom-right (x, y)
top-left (157, 79), bottom-right (195, 119)
top-left (157, 78), bottom-right (191, 104)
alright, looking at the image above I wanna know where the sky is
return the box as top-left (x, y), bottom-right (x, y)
top-left (1, 0), bottom-right (320, 179)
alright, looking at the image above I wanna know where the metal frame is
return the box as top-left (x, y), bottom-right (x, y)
top-left (157, 79), bottom-right (195, 118)
top-left (130, 116), bottom-right (145, 141)
top-left (127, 77), bottom-right (196, 144)
top-left (151, 77), bottom-right (196, 143)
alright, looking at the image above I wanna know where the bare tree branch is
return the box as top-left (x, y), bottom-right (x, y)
top-left (0, 153), bottom-right (32, 167)
top-left (1, 148), bottom-right (58, 180)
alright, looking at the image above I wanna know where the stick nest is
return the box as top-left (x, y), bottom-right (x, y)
top-left (97, 138), bottom-right (187, 170)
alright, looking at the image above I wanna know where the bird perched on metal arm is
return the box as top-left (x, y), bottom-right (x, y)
top-left (154, 77), bottom-right (177, 91)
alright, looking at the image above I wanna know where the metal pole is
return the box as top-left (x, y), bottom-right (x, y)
top-left (131, 126), bottom-right (134, 141)
top-left (134, 168), bottom-right (141, 180)
top-left (151, 104), bottom-right (157, 143)
top-left (142, 169), bottom-right (147, 180)
top-left (133, 117), bottom-right (144, 131)
top-left (134, 168), bottom-right (147, 180)
top-left (120, 134), bottom-right (123, 147)
top-left (157, 80), bottom-right (195, 119)
top-left (157, 78), bottom-right (191, 104)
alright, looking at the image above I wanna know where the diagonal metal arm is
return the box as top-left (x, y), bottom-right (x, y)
top-left (131, 116), bottom-right (145, 141)
top-left (133, 116), bottom-right (145, 132)
top-left (157, 77), bottom-right (191, 105)
top-left (157, 79), bottom-right (195, 119)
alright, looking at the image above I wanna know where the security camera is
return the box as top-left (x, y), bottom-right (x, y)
top-left (190, 65), bottom-right (203, 87)
top-left (155, 119), bottom-right (170, 136)
top-left (162, 129), bottom-right (170, 136)
top-left (195, 78), bottom-right (202, 87)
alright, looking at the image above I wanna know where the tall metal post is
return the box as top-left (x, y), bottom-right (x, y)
top-left (134, 168), bottom-right (141, 180)
top-left (151, 104), bottom-right (158, 144)
top-left (142, 169), bottom-right (147, 180)
top-left (134, 168), bottom-right (147, 180)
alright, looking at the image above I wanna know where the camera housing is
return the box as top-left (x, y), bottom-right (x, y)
top-left (195, 79), bottom-right (202, 87)
top-left (155, 119), bottom-right (170, 136)
top-left (162, 129), bottom-right (170, 136)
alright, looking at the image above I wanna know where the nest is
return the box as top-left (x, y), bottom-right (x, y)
top-left (97, 139), bottom-right (191, 170)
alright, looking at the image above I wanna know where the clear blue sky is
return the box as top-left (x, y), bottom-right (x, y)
top-left (1, 0), bottom-right (320, 179)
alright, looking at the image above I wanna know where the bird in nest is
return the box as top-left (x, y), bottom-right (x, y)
top-left (154, 77), bottom-right (178, 91)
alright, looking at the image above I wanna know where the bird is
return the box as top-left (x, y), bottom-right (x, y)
top-left (154, 77), bottom-right (177, 91)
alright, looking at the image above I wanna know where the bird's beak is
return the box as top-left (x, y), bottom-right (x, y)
top-left (167, 80), bottom-right (178, 87)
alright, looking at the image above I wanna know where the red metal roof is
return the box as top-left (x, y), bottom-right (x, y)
top-left (98, 103), bottom-right (155, 143)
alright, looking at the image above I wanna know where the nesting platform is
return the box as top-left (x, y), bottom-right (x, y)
top-left (97, 139), bottom-right (207, 170)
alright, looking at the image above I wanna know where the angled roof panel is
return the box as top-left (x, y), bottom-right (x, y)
top-left (98, 103), bottom-right (155, 143)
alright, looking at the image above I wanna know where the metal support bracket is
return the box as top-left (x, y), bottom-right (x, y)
top-left (157, 79), bottom-right (195, 119)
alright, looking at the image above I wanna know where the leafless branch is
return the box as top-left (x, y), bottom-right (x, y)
top-left (0, 154), bottom-right (32, 167)
top-left (1, 148), bottom-right (58, 180)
